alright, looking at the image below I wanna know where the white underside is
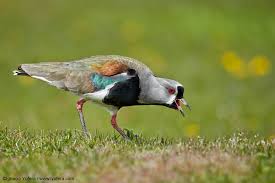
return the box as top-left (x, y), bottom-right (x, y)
top-left (82, 83), bottom-right (119, 115)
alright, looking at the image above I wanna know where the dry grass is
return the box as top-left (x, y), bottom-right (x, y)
top-left (97, 148), bottom-right (252, 183)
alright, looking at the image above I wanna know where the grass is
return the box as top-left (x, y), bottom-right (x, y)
top-left (0, 126), bottom-right (274, 183)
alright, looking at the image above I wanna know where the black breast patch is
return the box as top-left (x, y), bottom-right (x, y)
top-left (103, 75), bottom-right (140, 107)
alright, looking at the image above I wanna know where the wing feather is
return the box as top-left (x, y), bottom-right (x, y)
top-left (18, 55), bottom-right (151, 95)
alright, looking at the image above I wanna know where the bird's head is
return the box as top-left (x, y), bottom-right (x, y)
top-left (138, 75), bottom-right (190, 116)
top-left (155, 77), bottom-right (191, 116)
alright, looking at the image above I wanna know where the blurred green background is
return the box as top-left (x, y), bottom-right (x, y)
top-left (0, 0), bottom-right (274, 138)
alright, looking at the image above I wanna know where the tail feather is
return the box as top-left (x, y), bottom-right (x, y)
top-left (13, 63), bottom-right (63, 86)
top-left (13, 65), bottom-right (30, 76)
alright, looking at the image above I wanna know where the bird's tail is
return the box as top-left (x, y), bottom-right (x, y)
top-left (13, 65), bottom-right (30, 76)
top-left (12, 63), bottom-right (55, 84)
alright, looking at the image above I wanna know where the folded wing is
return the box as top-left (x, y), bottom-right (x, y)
top-left (15, 55), bottom-right (148, 95)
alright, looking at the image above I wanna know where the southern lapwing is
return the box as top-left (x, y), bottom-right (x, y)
top-left (13, 55), bottom-right (190, 138)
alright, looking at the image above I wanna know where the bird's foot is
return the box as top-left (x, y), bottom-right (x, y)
top-left (123, 128), bottom-right (140, 140)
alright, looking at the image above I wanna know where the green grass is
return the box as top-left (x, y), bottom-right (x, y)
top-left (0, 126), bottom-right (274, 183)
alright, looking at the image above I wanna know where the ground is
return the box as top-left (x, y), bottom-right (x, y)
top-left (0, 126), bottom-right (274, 183)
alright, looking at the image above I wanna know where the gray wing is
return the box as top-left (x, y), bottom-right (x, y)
top-left (17, 55), bottom-right (153, 95)
top-left (20, 62), bottom-right (95, 94)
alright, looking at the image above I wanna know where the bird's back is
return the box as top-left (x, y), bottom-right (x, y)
top-left (15, 55), bottom-right (152, 95)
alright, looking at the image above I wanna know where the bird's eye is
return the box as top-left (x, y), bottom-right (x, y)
top-left (168, 88), bottom-right (176, 95)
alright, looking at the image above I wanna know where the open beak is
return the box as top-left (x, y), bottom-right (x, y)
top-left (174, 98), bottom-right (191, 117)
top-left (180, 98), bottom-right (191, 111)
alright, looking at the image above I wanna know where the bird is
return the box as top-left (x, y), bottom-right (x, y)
top-left (13, 55), bottom-right (190, 139)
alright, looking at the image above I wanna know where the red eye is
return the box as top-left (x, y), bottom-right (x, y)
top-left (168, 88), bottom-right (176, 94)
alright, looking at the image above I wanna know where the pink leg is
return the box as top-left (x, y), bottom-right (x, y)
top-left (111, 114), bottom-right (128, 139)
top-left (76, 99), bottom-right (89, 137)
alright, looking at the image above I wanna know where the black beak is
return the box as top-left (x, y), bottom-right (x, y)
top-left (169, 98), bottom-right (191, 117)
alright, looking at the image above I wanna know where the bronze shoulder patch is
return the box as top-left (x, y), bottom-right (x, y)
top-left (91, 60), bottom-right (128, 76)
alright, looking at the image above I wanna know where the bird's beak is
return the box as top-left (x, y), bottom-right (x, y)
top-left (180, 98), bottom-right (191, 111)
top-left (174, 98), bottom-right (191, 117)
